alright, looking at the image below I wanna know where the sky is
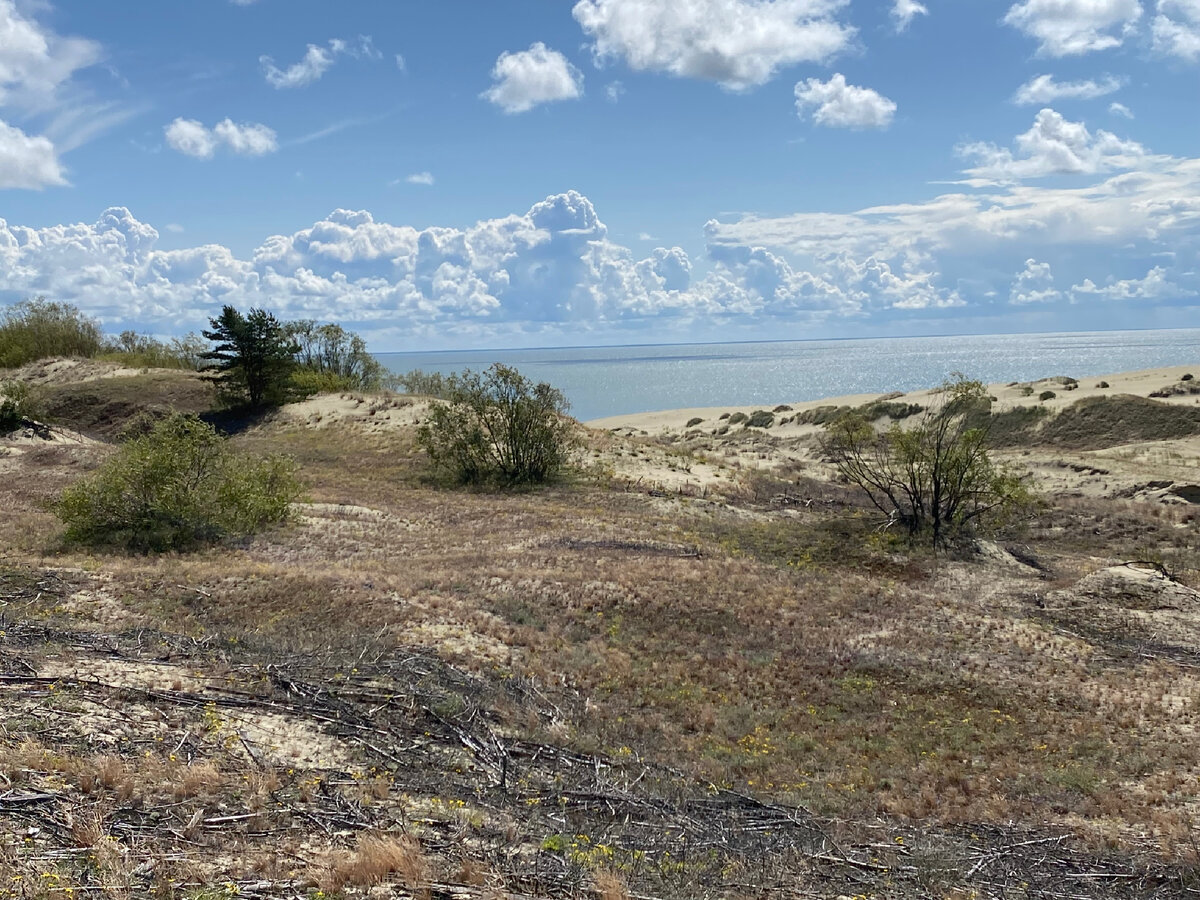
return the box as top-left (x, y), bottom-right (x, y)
top-left (1, 0), bottom-right (1199, 351)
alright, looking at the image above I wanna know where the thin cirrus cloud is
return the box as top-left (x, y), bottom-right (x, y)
top-left (0, 0), bottom-right (106, 189)
top-left (794, 74), bottom-right (897, 129)
top-left (164, 118), bottom-right (278, 159)
top-left (482, 43), bottom-right (583, 114)
top-left (1013, 73), bottom-right (1123, 104)
top-left (406, 171), bottom-right (434, 185)
top-left (261, 37), bottom-right (380, 89)
top-left (891, 0), bottom-right (929, 32)
top-left (572, 0), bottom-right (854, 91)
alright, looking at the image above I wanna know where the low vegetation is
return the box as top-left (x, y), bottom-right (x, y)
top-left (418, 363), bottom-right (575, 486)
top-left (0, 298), bottom-right (104, 368)
top-left (56, 413), bottom-right (302, 551)
top-left (821, 376), bottom-right (1032, 543)
top-left (3, 318), bottom-right (1200, 898)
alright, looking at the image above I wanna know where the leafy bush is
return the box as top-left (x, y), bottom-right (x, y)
top-left (728, 412), bottom-right (748, 425)
top-left (1039, 390), bottom-right (1056, 401)
top-left (821, 376), bottom-right (1032, 544)
top-left (0, 380), bottom-right (39, 434)
top-left (745, 410), bottom-right (774, 428)
top-left (0, 299), bottom-right (104, 369)
top-left (396, 369), bottom-right (452, 399)
top-left (1183, 373), bottom-right (1194, 382)
top-left (417, 364), bottom-right (574, 486)
top-left (1096, 381), bottom-right (1110, 389)
top-left (57, 414), bottom-right (302, 551)
top-left (686, 417), bottom-right (704, 428)
top-left (99, 331), bottom-right (208, 370)
top-left (284, 320), bottom-right (387, 391)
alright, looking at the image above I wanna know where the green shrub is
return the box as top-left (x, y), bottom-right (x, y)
top-left (821, 376), bottom-right (1032, 544)
top-left (745, 410), bottom-right (774, 428)
top-left (728, 412), bottom-right (748, 425)
top-left (417, 364), bottom-right (574, 487)
top-left (773, 404), bottom-right (793, 413)
top-left (686, 417), bottom-right (704, 428)
top-left (1039, 390), bottom-right (1056, 401)
top-left (0, 298), bottom-right (104, 368)
top-left (1096, 381), bottom-right (1110, 389)
top-left (1183, 373), bottom-right (1194, 382)
top-left (99, 331), bottom-right (208, 370)
top-left (395, 369), bottom-right (452, 399)
top-left (0, 380), bottom-right (39, 434)
top-left (284, 320), bottom-right (387, 391)
top-left (56, 414), bottom-right (302, 552)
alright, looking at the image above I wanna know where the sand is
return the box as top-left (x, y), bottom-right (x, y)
top-left (585, 364), bottom-right (1200, 433)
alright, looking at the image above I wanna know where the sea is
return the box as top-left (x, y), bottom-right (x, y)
top-left (375, 328), bottom-right (1200, 422)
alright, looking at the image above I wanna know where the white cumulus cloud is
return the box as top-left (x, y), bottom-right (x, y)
top-left (482, 43), bottom-right (583, 114)
top-left (1152, 0), bottom-right (1200, 59)
top-left (891, 0), bottom-right (928, 31)
top-left (1013, 73), bottom-right (1123, 104)
top-left (572, 0), bottom-right (854, 91)
top-left (957, 108), bottom-right (1144, 184)
top-left (1010, 258), bottom-right (1062, 304)
top-left (0, 119), bottom-right (65, 188)
top-left (1003, 0), bottom-right (1143, 55)
top-left (0, 0), bottom-right (103, 190)
top-left (794, 74), bottom-right (896, 129)
top-left (1070, 266), bottom-right (1177, 300)
top-left (164, 118), bottom-right (277, 159)
top-left (406, 171), bottom-right (434, 186)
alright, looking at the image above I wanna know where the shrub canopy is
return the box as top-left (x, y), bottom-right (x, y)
top-left (821, 376), bottom-right (1031, 544)
top-left (417, 363), bottom-right (574, 486)
top-left (57, 414), bottom-right (302, 551)
top-left (0, 299), bottom-right (103, 369)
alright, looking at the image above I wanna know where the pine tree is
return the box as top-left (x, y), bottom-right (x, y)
top-left (202, 306), bottom-right (298, 409)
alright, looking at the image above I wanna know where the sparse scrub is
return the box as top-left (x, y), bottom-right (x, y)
top-left (99, 330), bottom-right (208, 370)
top-left (0, 378), bottom-right (39, 433)
top-left (728, 412), bottom-right (748, 425)
top-left (284, 319), bottom-right (388, 392)
top-left (1039, 390), bottom-right (1056, 401)
top-left (395, 368), bottom-right (452, 398)
top-left (57, 413), bottom-right (302, 551)
top-left (745, 410), bottom-right (774, 428)
top-left (0, 298), bottom-right (104, 368)
top-left (821, 375), bottom-right (1032, 543)
top-left (418, 363), bottom-right (574, 486)
top-left (686, 417), bottom-right (703, 428)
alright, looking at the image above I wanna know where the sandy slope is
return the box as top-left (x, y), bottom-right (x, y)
top-left (585, 364), bottom-right (1200, 433)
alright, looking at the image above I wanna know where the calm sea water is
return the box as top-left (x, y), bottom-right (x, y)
top-left (376, 329), bottom-right (1200, 422)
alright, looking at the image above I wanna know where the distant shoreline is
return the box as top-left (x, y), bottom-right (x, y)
top-left (584, 364), bottom-right (1200, 431)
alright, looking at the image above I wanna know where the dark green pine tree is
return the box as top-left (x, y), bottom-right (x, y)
top-left (202, 306), bottom-right (298, 409)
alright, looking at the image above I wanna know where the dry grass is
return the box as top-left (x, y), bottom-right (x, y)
top-left (326, 833), bottom-right (432, 894)
top-left (4, 372), bottom-right (1200, 897)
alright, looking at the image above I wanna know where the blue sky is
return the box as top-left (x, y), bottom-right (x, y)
top-left (1, 0), bottom-right (1199, 350)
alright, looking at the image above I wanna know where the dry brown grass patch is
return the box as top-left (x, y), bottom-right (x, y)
top-left (325, 833), bottom-right (432, 894)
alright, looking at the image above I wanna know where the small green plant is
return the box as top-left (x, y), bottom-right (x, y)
top-left (1039, 390), bottom-right (1056, 401)
top-left (0, 379), bottom-right (39, 434)
top-left (57, 414), bottom-right (302, 551)
top-left (417, 363), bottom-right (574, 487)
